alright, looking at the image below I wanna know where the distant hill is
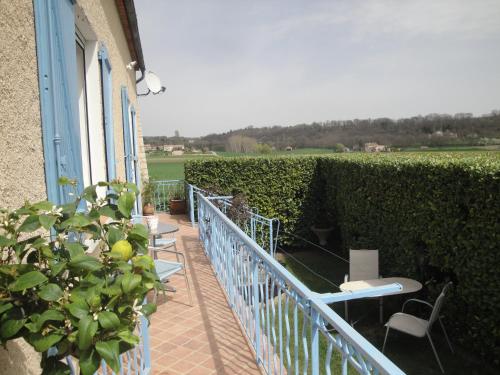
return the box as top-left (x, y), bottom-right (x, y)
top-left (144, 111), bottom-right (500, 151)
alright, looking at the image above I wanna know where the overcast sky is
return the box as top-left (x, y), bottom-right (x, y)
top-left (135, 0), bottom-right (500, 137)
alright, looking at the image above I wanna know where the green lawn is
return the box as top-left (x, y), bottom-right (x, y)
top-left (277, 247), bottom-right (497, 375)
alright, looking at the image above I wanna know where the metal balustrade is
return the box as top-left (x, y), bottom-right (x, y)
top-left (198, 193), bottom-right (404, 375)
top-left (151, 179), bottom-right (185, 212)
top-left (152, 181), bottom-right (279, 256)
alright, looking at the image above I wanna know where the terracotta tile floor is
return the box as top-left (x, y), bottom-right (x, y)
top-left (148, 214), bottom-right (262, 375)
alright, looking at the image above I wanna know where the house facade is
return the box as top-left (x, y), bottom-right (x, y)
top-left (0, 0), bottom-right (149, 372)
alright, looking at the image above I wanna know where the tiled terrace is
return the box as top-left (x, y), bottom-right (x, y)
top-left (148, 213), bottom-right (262, 375)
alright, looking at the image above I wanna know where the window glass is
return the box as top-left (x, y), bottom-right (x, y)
top-left (75, 37), bottom-right (92, 187)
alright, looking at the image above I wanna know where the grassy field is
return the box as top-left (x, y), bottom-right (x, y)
top-left (146, 148), bottom-right (337, 180)
top-left (146, 146), bottom-right (499, 180)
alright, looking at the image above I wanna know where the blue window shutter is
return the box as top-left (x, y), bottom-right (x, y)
top-left (33, 0), bottom-right (84, 204)
top-left (121, 87), bottom-right (133, 184)
top-left (98, 44), bottom-right (116, 181)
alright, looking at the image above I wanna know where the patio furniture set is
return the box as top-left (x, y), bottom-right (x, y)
top-left (341, 249), bottom-right (454, 373)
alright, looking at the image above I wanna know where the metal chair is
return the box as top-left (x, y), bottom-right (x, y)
top-left (382, 282), bottom-right (454, 373)
top-left (150, 245), bottom-right (193, 306)
top-left (132, 215), bottom-right (193, 305)
top-left (344, 249), bottom-right (381, 323)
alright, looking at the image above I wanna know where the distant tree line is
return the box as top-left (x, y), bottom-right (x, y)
top-left (144, 110), bottom-right (500, 151)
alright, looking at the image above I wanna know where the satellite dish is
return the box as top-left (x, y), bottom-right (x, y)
top-left (145, 71), bottom-right (163, 94)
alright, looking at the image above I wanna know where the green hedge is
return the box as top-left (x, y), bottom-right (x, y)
top-left (185, 153), bottom-right (500, 361)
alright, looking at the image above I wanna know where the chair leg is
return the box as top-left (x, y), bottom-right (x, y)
top-left (184, 271), bottom-right (193, 306)
top-left (174, 242), bottom-right (180, 263)
top-left (382, 326), bottom-right (390, 353)
top-left (427, 332), bottom-right (445, 373)
top-left (439, 318), bottom-right (454, 353)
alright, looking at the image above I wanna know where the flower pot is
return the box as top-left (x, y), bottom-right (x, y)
top-left (169, 199), bottom-right (186, 215)
top-left (143, 203), bottom-right (155, 216)
top-left (310, 225), bottom-right (333, 246)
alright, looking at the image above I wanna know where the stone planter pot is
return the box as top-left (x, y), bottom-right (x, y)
top-left (169, 199), bottom-right (186, 215)
top-left (310, 225), bottom-right (333, 246)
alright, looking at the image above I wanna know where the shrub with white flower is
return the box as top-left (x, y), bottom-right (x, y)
top-left (0, 179), bottom-right (161, 375)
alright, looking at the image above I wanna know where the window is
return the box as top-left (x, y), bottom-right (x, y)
top-left (74, 24), bottom-right (108, 188)
top-left (75, 31), bottom-right (92, 187)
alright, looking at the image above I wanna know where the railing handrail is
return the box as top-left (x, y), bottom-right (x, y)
top-left (198, 193), bottom-right (404, 375)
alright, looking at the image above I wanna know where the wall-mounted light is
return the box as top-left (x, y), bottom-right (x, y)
top-left (138, 71), bottom-right (166, 96)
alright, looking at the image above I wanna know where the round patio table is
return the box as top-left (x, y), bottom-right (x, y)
top-left (340, 277), bottom-right (422, 297)
top-left (340, 277), bottom-right (422, 323)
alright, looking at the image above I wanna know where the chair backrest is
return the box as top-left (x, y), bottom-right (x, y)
top-left (429, 281), bottom-right (453, 327)
top-left (349, 249), bottom-right (379, 281)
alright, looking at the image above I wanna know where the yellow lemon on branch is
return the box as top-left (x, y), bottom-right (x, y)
top-left (111, 240), bottom-right (133, 261)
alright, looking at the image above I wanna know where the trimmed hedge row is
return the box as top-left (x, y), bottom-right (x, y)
top-left (185, 153), bottom-right (500, 361)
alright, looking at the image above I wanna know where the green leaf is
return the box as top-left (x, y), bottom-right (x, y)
top-left (0, 235), bottom-right (15, 247)
top-left (28, 332), bottom-right (63, 352)
top-left (68, 255), bottom-right (103, 272)
top-left (98, 311), bottom-right (120, 330)
top-left (121, 273), bottom-right (141, 293)
top-left (79, 348), bottom-right (100, 375)
top-left (95, 340), bottom-right (120, 373)
top-left (48, 260), bottom-right (67, 276)
top-left (117, 330), bottom-right (140, 345)
top-left (18, 215), bottom-right (41, 232)
top-left (98, 206), bottom-right (117, 220)
top-left (39, 215), bottom-right (57, 230)
top-left (117, 192), bottom-right (135, 218)
top-left (141, 303), bottom-right (157, 317)
top-left (64, 241), bottom-right (85, 258)
top-left (82, 185), bottom-right (98, 203)
top-left (78, 315), bottom-right (98, 350)
top-left (61, 214), bottom-right (92, 228)
top-left (128, 224), bottom-right (149, 241)
top-left (107, 227), bottom-right (124, 246)
top-left (32, 201), bottom-right (54, 211)
top-left (0, 303), bottom-right (14, 315)
top-left (8, 270), bottom-right (48, 291)
top-left (38, 284), bottom-right (63, 301)
top-left (0, 318), bottom-right (26, 339)
top-left (26, 309), bottom-right (64, 332)
top-left (66, 301), bottom-right (89, 319)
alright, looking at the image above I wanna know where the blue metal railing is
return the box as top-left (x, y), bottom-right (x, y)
top-left (152, 180), bottom-right (279, 256)
top-left (151, 179), bottom-right (185, 212)
top-left (197, 193), bottom-right (404, 375)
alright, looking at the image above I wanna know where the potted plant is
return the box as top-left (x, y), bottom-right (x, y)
top-left (142, 180), bottom-right (156, 216)
top-left (169, 184), bottom-right (186, 215)
top-left (310, 208), bottom-right (333, 246)
top-left (0, 178), bottom-right (161, 375)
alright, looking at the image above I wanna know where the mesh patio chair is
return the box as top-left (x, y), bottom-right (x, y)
top-left (132, 215), bottom-right (192, 305)
top-left (344, 249), bottom-right (381, 323)
top-left (382, 282), bottom-right (454, 373)
top-left (150, 245), bottom-right (193, 306)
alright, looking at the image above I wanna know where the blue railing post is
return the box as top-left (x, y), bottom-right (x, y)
top-left (140, 315), bottom-right (152, 374)
top-left (311, 309), bottom-right (320, 375)
top-left (269, 219), bottom-right (274, 258)
top-left (252, 256), bottom-right (261, 366)
top-left (188, 183), bottom-right (195, 226)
